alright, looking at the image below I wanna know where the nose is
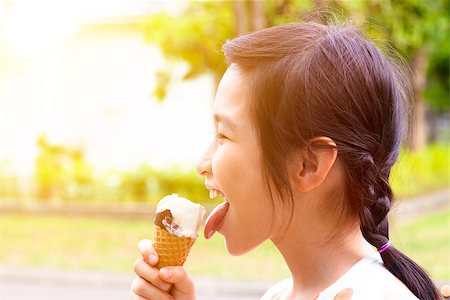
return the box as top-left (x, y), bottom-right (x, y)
top-left (195, 142), bottom-right (214, 176)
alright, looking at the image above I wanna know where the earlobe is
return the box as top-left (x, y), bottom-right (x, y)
top-left (293, 137), bottom-right (337, 192)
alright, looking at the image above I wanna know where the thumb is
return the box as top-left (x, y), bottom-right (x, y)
top-left (159, 267), bottom-right (196, 298)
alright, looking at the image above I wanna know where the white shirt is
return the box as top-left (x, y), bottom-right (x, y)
top-left (261, 252), bottom-right (418, 299)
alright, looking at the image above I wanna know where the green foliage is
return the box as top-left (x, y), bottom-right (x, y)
top-left (117, 164), bottom-right (208, 204)
top-left (142, 2), bottom-right (235, 100)
top-left (0, 160), bottom-right (19, 199)
top-left (336, 0), bottom-right (449, 111)
top-left (425, 54), bottom-right (449, 111)
top-left (153, 70), bottom-right (171, 101)
top-left (142, 0), bottom-right (317, 99)
top-left (144, 0), bottom-right (449, 119)
top-left (2, 140), bottom-right (448, 203)
top-left (34, 135), bottom-right (94, 201)
top-left (28, 135), bottom-right (209, 203)
top-left (264, 0), bottom-right (314, 25)
top-left (153, 167), bottom-right (209, 204)
top-left (390, 143), bottom-right (450, 198)
top-left (338, 0), bottom-right (448, 55)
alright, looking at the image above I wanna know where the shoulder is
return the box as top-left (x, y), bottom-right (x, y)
top-left (319, 256), bottom-right (418, 300)
top-left (361, 258), bottom-right (418, 299)
top-left (261, 278), bottom-right (291, 300)
top-left (373, 266), bottom-right (419, 300)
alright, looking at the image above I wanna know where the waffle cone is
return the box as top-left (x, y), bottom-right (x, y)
top-left (153, 225), bottom-right (195, 269)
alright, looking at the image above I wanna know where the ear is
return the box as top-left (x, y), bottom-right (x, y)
top-left (291, 137), bottom-right (338, 193)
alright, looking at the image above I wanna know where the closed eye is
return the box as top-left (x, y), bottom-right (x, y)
top-left (215, 132), bottom-right (228, 143)
top-left (216, 132), bottom-right (227, 139)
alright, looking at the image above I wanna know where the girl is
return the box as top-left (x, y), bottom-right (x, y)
top-left (130, 21), bottom-right (439, 299)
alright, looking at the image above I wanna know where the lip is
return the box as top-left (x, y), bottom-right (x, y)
top-left (205, 182), bottom-right (219, 191)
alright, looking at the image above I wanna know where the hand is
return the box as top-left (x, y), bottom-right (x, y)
top-left (130, 239), bottom-right (197, 300)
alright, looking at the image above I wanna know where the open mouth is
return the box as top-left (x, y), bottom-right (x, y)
top-left (204, 189), bottom-right (229, 239)
top-left (209, 189), bottom-right (224, 199)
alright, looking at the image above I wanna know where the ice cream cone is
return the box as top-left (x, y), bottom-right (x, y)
top-left (153, 225), bottom-right (195, 269)
top-left (152, 194), bottom-right (205, 269)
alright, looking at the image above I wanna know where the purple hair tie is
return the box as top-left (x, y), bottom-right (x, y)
top-left (377, 240), bottom-right (391, 253)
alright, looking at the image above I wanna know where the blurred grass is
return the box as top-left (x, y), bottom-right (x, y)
top-left (0, 214), bottom-right (288, 280)
top-left (0, 209), bottom-right (448, 281)
top-left (0, 214), bottom-right (149, 272)
top-left (391, 144), bottom-right (449, 198)
top-left (391, 208), bottom-right (450, 281)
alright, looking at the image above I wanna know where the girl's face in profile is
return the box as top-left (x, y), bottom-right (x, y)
top-left (196, 66), bottom-right (280, 255)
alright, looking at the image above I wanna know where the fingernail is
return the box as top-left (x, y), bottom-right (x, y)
top-left (160, 268), bottom-right (171, 278)
top-left (148, 254), bottom-right (157, 265)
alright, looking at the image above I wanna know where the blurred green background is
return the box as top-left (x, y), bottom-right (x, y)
top-left (0, 0), bottom-right (448, 284)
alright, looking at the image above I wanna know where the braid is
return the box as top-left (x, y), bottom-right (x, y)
top-left (349, 147), bottom-right (440, 299)
top-left (355, 149), bottom-right (392, 249)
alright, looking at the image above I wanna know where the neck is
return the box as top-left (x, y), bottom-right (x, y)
top-left (271, 208), bottom-right (374, 299)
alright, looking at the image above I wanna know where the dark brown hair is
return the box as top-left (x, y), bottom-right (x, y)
top-left (223, 22), bottom-right (439, 299)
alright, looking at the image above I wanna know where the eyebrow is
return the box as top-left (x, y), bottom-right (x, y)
top-left (214, 114), bottom-right (236, 131)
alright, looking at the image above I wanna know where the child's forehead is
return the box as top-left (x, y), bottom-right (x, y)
top-left (213, 68), bottom-right (251, 120)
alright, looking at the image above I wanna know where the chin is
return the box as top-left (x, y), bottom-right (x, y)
top-left (223, 235), bottom-right (258, 256)
top-left (225, 243), bottom-right (249, 256)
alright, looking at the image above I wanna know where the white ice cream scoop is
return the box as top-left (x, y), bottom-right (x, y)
top-left (155, 194), bottom-right (205, 239)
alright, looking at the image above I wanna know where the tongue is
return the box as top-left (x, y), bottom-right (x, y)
top-left (204, 201), bottom-right (230, 239)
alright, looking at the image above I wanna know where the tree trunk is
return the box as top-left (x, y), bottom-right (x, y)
top-left (406, 48), bottom-right (429, 151)
top-left (233, 1), bottom-right (267, 35)
top-left (233, 1), bottom-right (249, 35)
top-left (249, 0), bottom-right (266, 31)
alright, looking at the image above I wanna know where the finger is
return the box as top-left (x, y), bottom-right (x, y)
top-left (131, 276), bottom-right (173, 300)
top-left (133, 258), bottom-right (172, 291)
top-left (138, 239), bottom-right (159, 266)
top-left (159, 267), bottom-right (195, 296)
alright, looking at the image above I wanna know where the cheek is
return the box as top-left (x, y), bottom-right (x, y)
top-left (224, 194), bottom-right (275, 256)
top-left (212, 145), bottom-right (275, 254)
top-left (212, 144), bottom-right (263, 195)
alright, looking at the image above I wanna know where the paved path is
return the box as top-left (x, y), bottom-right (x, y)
top-left (0, 266), bottom-right (273, 300)
top-left (1, 266), bottom-right (449, 300)
top-left (390, 188), bottom-right (449, 224)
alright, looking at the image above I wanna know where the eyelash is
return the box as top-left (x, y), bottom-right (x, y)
top-left (214, 132), bottom-right (228, 141)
